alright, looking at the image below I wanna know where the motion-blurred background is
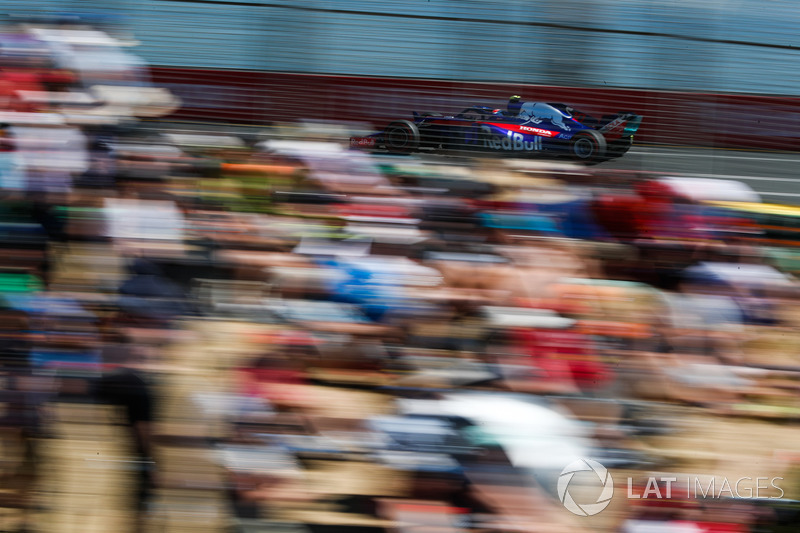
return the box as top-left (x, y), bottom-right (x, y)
top-left (1, 2), bottom-right (800, 533)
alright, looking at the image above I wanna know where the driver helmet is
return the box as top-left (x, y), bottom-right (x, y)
top-left (507, 95), bottom-right (522, 116)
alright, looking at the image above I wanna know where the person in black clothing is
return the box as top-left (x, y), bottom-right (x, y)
top-left (0, 306), bottom-right (46, 533)
top-left (92, 338), bottom-right (156, 532)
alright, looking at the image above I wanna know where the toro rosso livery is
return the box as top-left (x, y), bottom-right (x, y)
top-left (351, 97), bottom-right (642, 163)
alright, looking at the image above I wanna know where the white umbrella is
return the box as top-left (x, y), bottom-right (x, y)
top-left (396, 392), bottom-right (595, 494)
top-left (433, 393), bottom-right (591, 468)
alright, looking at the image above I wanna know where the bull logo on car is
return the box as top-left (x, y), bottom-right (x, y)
top-left (518, 102), bottom-right (571, 131)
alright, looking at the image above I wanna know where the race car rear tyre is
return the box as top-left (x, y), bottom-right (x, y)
top-left (570, 130), bottom-right (607, 164)
top-left (606, 137), bottom-right (633, 158)
top-left (384, 120), bottom-right (420, 153)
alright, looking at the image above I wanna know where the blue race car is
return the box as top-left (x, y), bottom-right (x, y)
top-left (351, 98), bottom-right (642, 164)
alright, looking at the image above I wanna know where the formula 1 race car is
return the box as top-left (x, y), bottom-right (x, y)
top-left (351, 99), bottom-right (642, 164)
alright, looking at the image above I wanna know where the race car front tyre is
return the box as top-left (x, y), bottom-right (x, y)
top-left (384, 120), bottom-right (420, 153)
top-left (570, 130), bottom-right (607, 163)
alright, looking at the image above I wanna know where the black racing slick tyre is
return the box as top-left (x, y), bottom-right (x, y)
top-left (606, 137), bottom-right (633, 158)
top-left (570, 129), bottom-right (607, 164)
top-left (384, 120), bottom-right (420, 153)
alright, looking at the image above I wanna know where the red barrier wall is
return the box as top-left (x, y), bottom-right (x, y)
top-left (150, 67), bottom-right (800, 151)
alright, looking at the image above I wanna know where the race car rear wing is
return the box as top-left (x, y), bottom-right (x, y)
top-left (599, 112), bottom-right (642, 137)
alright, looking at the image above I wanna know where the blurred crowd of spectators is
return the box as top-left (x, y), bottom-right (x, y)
top-left (0, 115), bottom-right (798, 533)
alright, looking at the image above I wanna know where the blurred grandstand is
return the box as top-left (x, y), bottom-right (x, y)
top-left (1, 3), bottom-right (800, 533)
